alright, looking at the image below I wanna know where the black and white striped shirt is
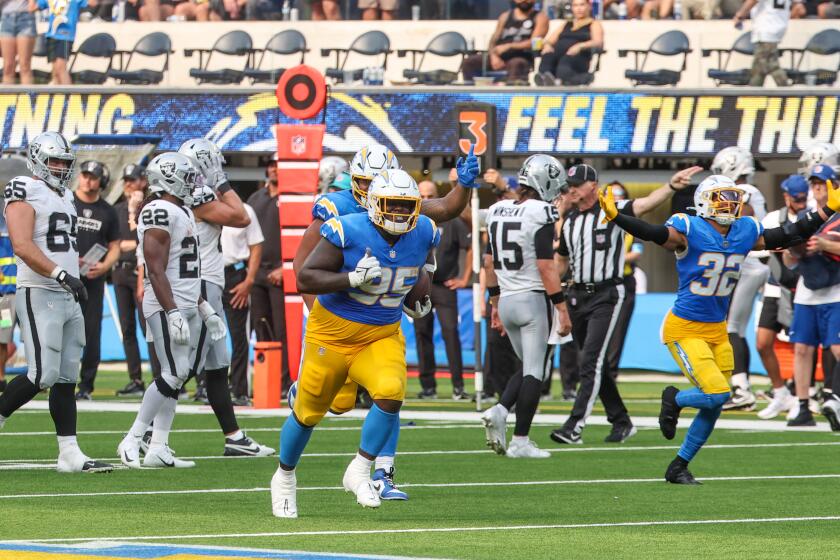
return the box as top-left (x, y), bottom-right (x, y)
top-left (557, 199), bottom-right (634, 285)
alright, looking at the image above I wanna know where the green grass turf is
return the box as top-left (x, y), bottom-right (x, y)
top-left (1, 370), bottom-right (838, 559)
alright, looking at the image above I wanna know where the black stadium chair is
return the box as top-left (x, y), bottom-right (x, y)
top-left (108, 32), bottom-right (172, 85)
top-left (560, 46), bottom-right (605, 86)
top-left (244, 29), bottom-right (307, 85)
top-left (187, 30), bottom-right (253, 85)
top-left (620, 30), bottom-right (691, 86)
top-left (704, 31), bottom-right (754, 86)
top-left (398, 31), bottom-right (468, 85)
top-left (69, 32), bottom-right (116, 85)
top-left (323, 30), bottom-right (390, 84)
top-left (785, 29), bottom-right (840, 86)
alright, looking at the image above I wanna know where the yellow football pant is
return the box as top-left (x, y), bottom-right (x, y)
top-left (662, 311), bottom-right (733, 394)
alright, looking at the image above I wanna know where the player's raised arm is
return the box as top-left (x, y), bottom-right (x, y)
top-left (756, 179), bottom-right (840, 250)
top-left (192, 187), bottom-right (250, 228)
top-left (599, 184), bottom-right (687, 252)
top-left (630, 166), bottom-right (703, 217)
top-left (419, 145), bottom-right (480, 222)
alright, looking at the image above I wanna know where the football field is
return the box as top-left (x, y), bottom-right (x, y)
top-left (1, 370), bottom-right (839, 560)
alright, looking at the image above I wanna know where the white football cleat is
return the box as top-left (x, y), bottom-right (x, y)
top-left (57, 447), bottom-right (114, 473)
top-left (758, 387), bottom-right (795, 420)
top-left (787, 399), bottom-right (800, 421)
top-left (0, 415), bottom-right (6, 430)
top-left (482, 404), bottom-right (508, 455)
top-left (143, 444), bottom-right (195, 468)
top-left (722, 387), bottom-right (756, 411)
top-left (342, 463), bottom-right (380, 508)
top-left (270, 466), bottom-right (298, 518)
top-left (117, 434), bottom-right (142, 469)
top-left (506, 438), bottom-right (550, 459)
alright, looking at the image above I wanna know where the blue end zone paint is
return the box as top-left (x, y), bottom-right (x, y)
top-left (0, 541), bottom-right (432, 560)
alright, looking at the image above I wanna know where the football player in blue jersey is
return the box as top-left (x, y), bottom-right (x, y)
top-left (288, 143), bottom-right (479, 501)
top-left (599, 172), bottom-right (840, 484)
top-left (271, 170), bottom-right (442, 518)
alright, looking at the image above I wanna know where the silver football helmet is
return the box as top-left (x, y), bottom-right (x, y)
top-left (349, 144), bottom-right (400, 207)
top-left (367, 169), bottom-right (421, 235)
top-left (693, 174), bottom-right (745, 226)
top-left (798, 142), bottom-right (840, 176)
top-left (178, 138), bottom-right (226, 188)
top-left (518, 154), bottom-right (567, 202)
top-left (319, 155), bottom-right (349, 193)
top-left (26, 131), bottom-right (76, 191)
top-left (711, 146), bottom-right (755, 182)
top-left (146, 152), bottom-right (201, 206)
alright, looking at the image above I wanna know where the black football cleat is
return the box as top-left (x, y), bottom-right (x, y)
top-left (787, 407), bottom-right (817, 427)
top-left (659, 386), bottom-right (682, 440)
top-left (665, 457), bottom-right (701, 485)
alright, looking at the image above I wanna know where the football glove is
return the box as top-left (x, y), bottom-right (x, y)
top-left (598, 184), bottom-right (618, 224)
top-left (53, 269), bottom-right (87, 303)
top-left (403, 295), bottom-right (432, 319)
top-left (198, 300), bottom-right (227, 342)
top-left (348, 249), bottom-right (382, 288)
top-left (827, 180), bottom-right (840, 213)
top-left (167, 309), bottom-right (190, 345)
top-left (456, 144), bottom-right (480, 188)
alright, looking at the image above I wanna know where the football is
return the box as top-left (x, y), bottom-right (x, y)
top-left (404, 271), bottom-right (431, 310)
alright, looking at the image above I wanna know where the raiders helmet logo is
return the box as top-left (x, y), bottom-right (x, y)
top-left (547, 164), bottom-right (561, 179)
top-left (160, 161), bottom-right (177, 178)
top-left (83, 209), bottom-right (92, 218)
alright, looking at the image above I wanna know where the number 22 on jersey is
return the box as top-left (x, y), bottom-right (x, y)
top-left (689, 252), bottom-right (745, 296)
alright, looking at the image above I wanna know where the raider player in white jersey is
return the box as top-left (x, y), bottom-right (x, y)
top-left (118, 153), bottom-right (227, 469)
top-left (0, 131), bottom-right (113, 473)
top-left (481, 154), bottom-right (572, 458)
top-left (711, 147), bottom-right (769, 410)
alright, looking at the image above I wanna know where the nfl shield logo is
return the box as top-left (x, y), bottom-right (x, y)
top-left (291, 135), bottom-right (306, 156)
top-left (595, 232), bottom-right (606, 244)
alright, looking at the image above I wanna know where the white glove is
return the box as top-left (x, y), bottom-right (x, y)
top-left (198, 300), bottom-right (227, 342)
top-left (167, 310), bottom-right (190, 345)
top-left (403, 295), bottom-right (432, 319)
top-left (348, 249), bottom-right (382, 288)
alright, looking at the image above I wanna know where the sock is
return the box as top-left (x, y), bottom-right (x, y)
top-left (206, 368), bottom-right (239, 434)
top-left (49, 383), bottom-right (77, 437)
top-left (56, 434), bottom-right (79, 454)
top-left (513, 376), bottom-right (542, 437)
top-left (375, 455), bottom-right (394, 472)
top-left (677, 405), bottom-right (722, 462)
top-left (0, 375), bottom-right (40, 418)
top-left (375, 416), bottom-right (400, 470)
top-left (227, 429), bottom-right (244, 441)
top-left (774, 384), bottom-right (791, 399)
top-left (150, 397), bottom-right (177, 447)
top-left (511, 435), bottom-right (529, 444)
top-left (675, 387), bottom-right (730, 410)
top-left (279, 413), bottom-right (313, 468)
top-left (359, 404), bottom-right (399, 458)
top-left (349, 452), bottom-right (373, 474)
top-left (728, 334), bottom-right (750, 382)
top-left (730, 371), bottom-right (750, 392)
top-left (130, 384), bottom-right (170, 438)
top-left (799, 398), bottom-right (810, 411)
top-left (499, 372), bottom-right (523, 411)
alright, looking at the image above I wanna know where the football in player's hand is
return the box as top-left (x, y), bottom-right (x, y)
top-left (405, 272), bottom-right (431, 310)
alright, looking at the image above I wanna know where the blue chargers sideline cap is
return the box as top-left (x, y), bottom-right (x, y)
top-left (781, 174), bottom-right (809, 197)
top-left (809, 164), bottom-right (838, 182)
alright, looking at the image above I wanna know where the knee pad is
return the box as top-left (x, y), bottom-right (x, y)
top-left (155, 376), bottom-right (181, 399)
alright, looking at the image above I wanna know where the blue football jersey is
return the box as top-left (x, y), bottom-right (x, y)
top-left (666, 213), bottom-right (764, 323)
top-left (318, 213), bottom-right (441, 326)
top-left (312, 189), bottom-right (364, 222)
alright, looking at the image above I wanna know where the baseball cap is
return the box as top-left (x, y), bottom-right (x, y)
top-left (330, 171), bottom-right (352, 191)
top-left (809, 163), bottom-right (837, 182)
top-left (567, 164), bottom-right (598, 186)
top-left (781, 174), bottom-right (809, 197)
top-left (122, 163), bottom-right (145, 180)
top-left (80, 160), bottom-right (106, 180)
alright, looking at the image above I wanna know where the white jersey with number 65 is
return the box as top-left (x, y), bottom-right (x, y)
top-left (486, 198), bottom-right (559, 296)
top-left (137, 198), bottom-right (201, 316)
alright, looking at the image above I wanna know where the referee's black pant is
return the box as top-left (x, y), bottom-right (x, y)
top-left (414, 283), bottom-right (464, 392)
top-left (78, 277), bottom-right (105, 393)
top-left (562, 283), bottom-right (630, 434)
top-left (223, 263), bottom-right (250, 399)
top-left (606, 274), bottom-right (636, 379)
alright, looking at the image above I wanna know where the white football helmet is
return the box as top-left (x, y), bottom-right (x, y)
top-left (798, 142), bottom-right (840, 176)
top-left (26, 131), bottom-right (76, 192)
top-left (178, 138), bottom-right (226, 188)
top-left (146, 152), bottom-right (201, 206)
top-left (349, 144), bottom-right (400, 207)
top-left (318, 155), bottom-right (349, 193)
top-left (711, 146), bottom-right (755, 182)
top-left (367, 169), bottom-right (421, 235)
top-left (693, 175), bottom-right (745, 226)
top-left (518, 154), bottom-right (567, 202)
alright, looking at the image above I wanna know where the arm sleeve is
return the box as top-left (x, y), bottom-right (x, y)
top-left (618, 199), bottom-right (635, 217)
top-left (534, 223), bottom-right (555, 260)
top-left (319, 218), bottom-right (347, 248)
top-left (763, 207), bottom-right (833, 250)
top-left (612, 212), bottom-right (671, 245)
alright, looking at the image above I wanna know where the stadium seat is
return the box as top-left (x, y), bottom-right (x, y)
top-left (69, 32), bottom-right (116, 85)
top-left (31, 35), bottom-right (51, 84)
top-left (620, 30), bottom-right (691, 87)
top-left (558, 46), bottom-right (605, 86)
top-left (398, 31), bottom-right (468, 85)
top-left (704, 31), bottom-right (754, 86)
top-left (186, 30), bottom-right (253, 85)
top-left (323, 30), bottom-right (390, 84)
top-left (108, 32), bottom-right (172, 85)
top-left (785, 29), bottom-right (840, 86)
top-left (244, 29), bottom-right (307, 85)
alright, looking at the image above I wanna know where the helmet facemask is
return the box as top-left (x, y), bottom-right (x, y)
top-left (27, 132), bottom-right (76, 192)
top-left (369, 193), bottom-right (420, 234)
top-left (699, 187), bottom-right (744, 226)
top-left (351, 174), bottom-right (373, 207)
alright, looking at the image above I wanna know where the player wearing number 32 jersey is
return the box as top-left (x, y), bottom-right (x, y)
top-left (600, 173), bottom-right (840, 484)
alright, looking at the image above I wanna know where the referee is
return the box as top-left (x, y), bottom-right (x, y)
top-left (552, 164), bottom-right (694, 444)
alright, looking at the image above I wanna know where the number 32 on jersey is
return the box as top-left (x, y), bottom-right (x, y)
top-left (689, 252), bottom-right (745, 297)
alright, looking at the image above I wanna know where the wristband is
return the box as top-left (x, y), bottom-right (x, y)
top-left (488, 286), bottom-right (500, 297)
top-left (198, 300), bottom-right (216, 320)
top-left (50, 266), bottom-right (63, 279)
top-left (668, 183), bottom-right (678, 192)
top-left (216, 181), bottom-right (232, 194)
top-left (549, 291), bottom-right (565, 305)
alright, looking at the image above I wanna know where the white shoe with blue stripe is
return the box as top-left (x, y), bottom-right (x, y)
top-left (372, 467), bottom-right (408, 500)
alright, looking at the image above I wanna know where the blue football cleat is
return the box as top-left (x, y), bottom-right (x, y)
top-left (372, 468), bottom-right (408, 500)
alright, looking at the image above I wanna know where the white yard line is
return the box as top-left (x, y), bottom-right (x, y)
top-left (3, 514), bottom-right (839, 545)
top-left (0, 424), bottom-right (475, 437)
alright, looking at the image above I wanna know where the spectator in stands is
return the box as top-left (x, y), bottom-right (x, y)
top-left (462, 1), bottom-right (548, 84)
top-left (638, 0), bottom-right (673, 18)
top-left (360, 0), bottom-right (397, 19)
top-left (0, 207), bottom-right (15, 395)
top-left (311, 0), bottom-right (340, 19)
top-left (535, 0), bottom-right (602, 86)
top-left (790, 0), bottom-right (834, 19)
top-left (173, 0), bottom-right (214, 19)
top-left (680, 0), bottom-right (719, 19)
top-left (135, 0), bottom-right (175, 20)
top-left (414, 177), bottom-right (472, 401)
top-left (1, 0), bottom-right (36, 84)
top-left (735, 0), bottom-right (792, 87)
top-left (31, 0), bottom-right (96, 84)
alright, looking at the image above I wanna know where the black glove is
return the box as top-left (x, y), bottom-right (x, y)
top-left (56, 270), bottom-right (87, 303)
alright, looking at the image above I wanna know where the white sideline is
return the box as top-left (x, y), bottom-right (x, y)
top-left (4, 515), bottom-right (840, 544)
top-left (0, 424), bottom-right (476, 437)
top-left (4, 473), bottom-right (840, 500)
